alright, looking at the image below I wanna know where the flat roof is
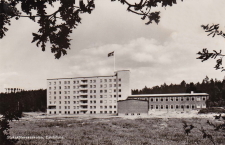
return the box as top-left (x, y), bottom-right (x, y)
top-left (128, 93), bottom-right (209, 98)
top-left (47, 70), bottom-right (130, 80)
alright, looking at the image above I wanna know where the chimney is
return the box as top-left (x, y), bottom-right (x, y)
top-left (191, 91), bottom-right (194, 94)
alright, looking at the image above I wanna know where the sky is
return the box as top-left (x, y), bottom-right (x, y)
top-left (1, 0), bottom-right (225, 92)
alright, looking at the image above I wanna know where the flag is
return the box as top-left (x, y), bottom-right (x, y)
top-left (108, 51), bottom-right (114, 57)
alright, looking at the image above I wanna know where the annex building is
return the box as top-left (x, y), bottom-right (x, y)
top-left (118, 92), bottom-right (209, 115)
top-left (47, 70), bottom-right (130, 115)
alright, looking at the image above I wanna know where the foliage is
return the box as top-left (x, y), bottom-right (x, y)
top-left (198, 108), bottom-right (225, 114)
top-left (197, 24), bottom-right (225, 71)
top-left (0, 0), bottom-right (183, 59)
top-left (0, 89), bottom-right (46, 144)
top-left (8, 117), bottom-right (225, 144)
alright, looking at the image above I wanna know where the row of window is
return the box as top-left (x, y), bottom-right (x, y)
top-left (49, 78), bottom-right (122, 85)
top-left (49, 89), bottom-right (122, 95)
top-left (149, 97), bottom-right (206, 102)
top-left (49, 100), bottom-right (118, 105)
top-left (150, 104), bottom-right (206, 109)
top-left (49, 94), bottom-right (122, 100)
top-left (56, 105), bottom-right (117, 109)
top-left (49, 110), bottom-right (117, 114)
top-left (49, 84), bottom-right (122, 90)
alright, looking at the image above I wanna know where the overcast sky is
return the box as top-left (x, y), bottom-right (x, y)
top-left (1, 0), bottom-right (225, 92)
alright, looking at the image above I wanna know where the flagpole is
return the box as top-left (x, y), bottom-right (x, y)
top-left (114, 51), bottom-right (115, 72)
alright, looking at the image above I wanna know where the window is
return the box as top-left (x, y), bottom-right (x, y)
top-left (114, 79), bottom-right (116, 82)
top-left (68, 106), bottom-right (70, 109)
top-left (100, 111), bottom-right (103, 114)
top-left (59, 86), bottom-right (61, 89)
top-left (49, 87), bottom-right (51, 90)
top-left (74, 101), bottom-right (76, 104)
top-left (104, 111), bottom-right (107, 114)
top-left (171, 97), bottom-right (173, 101)
top-left (59, 101), bottom-right (61, 104)
top-left (68, 81), bottom-right (70, 84)
top-left (186, 97), bottom-right (189, 101)
top-left (59, 91), bottom-right (61, 94)
top-left (90, 85), bottom-right (92, 88)
top-left (93, 80), bottom-right (96, 83)
top-left (90, 101), bottom-right (92, 104)
top-left (176, 97), bottom-right (179, 101)
top-left (64, 81), bottom-right (67, 84)
top-left (187, 105), bottom-right (189, 109)
top-left (109, 84), bottom-right (112, 87)
top-left (100, 106), bottom-right (103, 109)
top-left (65, 101), bottom-right (67, 104)
top-left (181, 98), bottom-right (184, 101)
top-left (109, 105), bottom-right (112, 108)
top-left (119, 84), bottom-right (121, 87)
top-left (192, 105), bottom-right (195, 109)
top-left (114, 84), bottom-right (116, 87)
top-left (54, 82), bottom-right (56, 85)
top-left (49, 82), bottom-right (51, 85)
top-left (119, 89), bottom-right (121, 92)
top-left (104, 79), bottom-right (107, 82)
top-left (176, 105), bottom-right (179, 109)
top-left (114, 89), bottom-right (116, 92)
top-left (100, 100), bottom-right (103, 103)
top-left (166, 105), bottom-right (168, 109)
top-left (119, 78), bottom-right (121, 81)
top-left (100, 95), bottom-right (103, 98)
top-left (105, 106), bottom-right (107, 109)
top-left (119, 95), bottom-right (121, 98)
top-left (104, 84), bottom-right (107, 88)
top-left (151, 98), bottom-right (153, 101)
top-left (104, 100), bottom-right (107, 103)
top-left (114, 95), bottom-right (116, 98)
top-left (104, 90), bottom-right (107, 93)
top-left (59, 81), bottom-right (61, 84)
top-left (156, 105), bottom-right (158, 109)
top-left (59, 96), bottom-right (61, 99)
top-left (171, 105), bottom-right (174, 109)
top-left (65, 106), bottom-right (67, 109)
top-left (203, 97), bottom-right (206, 101)
top-left (161, 98), bottom-right (163, 101)
top-left (151, 105), bottom-right (153, 109)
top-left (156, 98), bottom-right (158, 101)
top-left (100, 79), bottom-right (102, 83)
top-left (166, 98), bottom-right (168, 101)
top-left (100, 90), bottom-right (103, 93)
top-left (104, 95), bottom-right (107, 98)
top-left (161, 105), bottom-right (163, 109)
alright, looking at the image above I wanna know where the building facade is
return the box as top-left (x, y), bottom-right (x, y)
top-left (118, 92), bottom-right (209, 115)
top-left (47, 70), bottom-right (130, 115)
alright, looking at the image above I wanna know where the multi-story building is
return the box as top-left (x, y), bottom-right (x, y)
top-left (118, 92), bottom-right (209, 115)
top-left (47, 70), bottom-right (130, 115)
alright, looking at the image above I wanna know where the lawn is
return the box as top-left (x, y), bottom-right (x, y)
top-left (9, 116), bottom-right (225, 145)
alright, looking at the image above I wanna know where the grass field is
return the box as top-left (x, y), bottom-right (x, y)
top-left (8, 114), bottom-right (225, 145)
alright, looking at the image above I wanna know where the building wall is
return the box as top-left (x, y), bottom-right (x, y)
top-left (118, 100), bottom-right (148, 115)
top-left (46, 70), bottom-right (130, 115)
top-left (148, 96), bottom-right (208, 112)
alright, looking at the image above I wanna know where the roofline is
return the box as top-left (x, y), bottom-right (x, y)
top-left (47, 75), bottom-right (116, 80)
top-left (128, 93), bottom-right (209, 98)
top-left (47, 70), bottom-right (130, 80)
top-left (118, 99), bottom-right (148, 102)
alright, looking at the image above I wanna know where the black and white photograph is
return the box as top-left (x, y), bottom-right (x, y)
top-left (1, 0), bottom-right (225, 144)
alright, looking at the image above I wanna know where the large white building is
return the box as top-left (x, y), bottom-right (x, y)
top-left (47, 70), bottom-right (130, 115)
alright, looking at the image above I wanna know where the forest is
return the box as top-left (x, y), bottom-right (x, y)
top-left (0, 89), bottom-right (47, 113)
top-left (132, 76), bottom-right (225, 107)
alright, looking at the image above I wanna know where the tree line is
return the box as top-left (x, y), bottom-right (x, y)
top-left (132, 76), bottom-right (225, 107)
top-left (0, 89), bottom-right (46, 113)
